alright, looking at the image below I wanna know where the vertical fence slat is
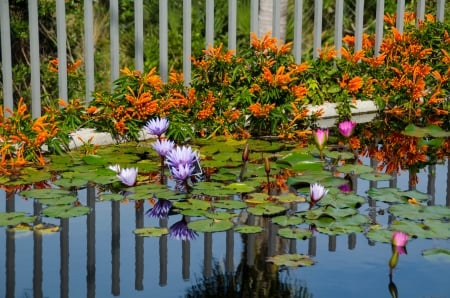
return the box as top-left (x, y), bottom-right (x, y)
top-left (334, 0), bottom-right (344, 58)
top-left (272, 0), bottom-right (280, 40)
top-left (206, 0), bottom-right (214, 48)
top-left (134, 0), bottom-right (144, 72)
top-left (110, 0), bottom-right (120, 90)
top-left (374, 0), bottom-right (385, 56)
top-left (313, 0), bottom-right (323, 59)
top-left (416, 0), bottom-right (425, 25)
top-left (250, 0), bottom-right (259, 38)
top-left (354, 0), bottom-right (364, 53)
top-left (183, 0), bottom-right (192, 85)
top-left (56, 0), bottom-right (68, 101)
top-left (84, 0), bottom-right (95, 103)
top-left (228, 0), bottom-right (237, 51)
top-left (159, 0), bottom-right (168, 82)
top-left (28, 0), bottom-right (41, 117)
top-left (396, 0), bottom-right (405, 33)
top-left (437, 0), bottom-right (445, 22)
top-left (293, 0), bottom-right (303, 63)
top-left (0, 0), bottom-right (13, 114)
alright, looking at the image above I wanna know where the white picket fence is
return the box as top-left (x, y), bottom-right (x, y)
top-left (0, 0), bottom-right (447, 118)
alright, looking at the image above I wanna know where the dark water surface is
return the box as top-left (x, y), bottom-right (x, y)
top-left (1, 159), bottom-right (449, 298)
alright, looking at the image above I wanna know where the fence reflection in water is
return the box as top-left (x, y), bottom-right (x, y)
top-left (0, 160), bottom-right (449, 297)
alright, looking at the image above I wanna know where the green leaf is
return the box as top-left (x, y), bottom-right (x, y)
top-left (247, 203), bottom-right (286, 216)
top-left (278, 227), bottom-right (313, 240)
top-left (214, 199), bottom-right (248, 209)
top-left (266, 254), bottom-right (315, 267)
top-left (99, 193), bottom-right (125, 201)
top-left (0, 212), bottom-right (37, 227)
top-left (422, 248), bottom-right (450, 263)
top-left (272, 215), bottom-right (304, 227)
top-left (188, 219), bottom-right (233, 232)
top-left (38, 195), bottom-right (78, 206)
top-left (42, 205), bottom-right (91, 218)
top-left (134, 227), bottom-right (168, 237)
top-left (337, 164), bottom-right (374, 175)
top-left (235, 225), bottom-right (263, 234)
top-left (19, 188), bottom-right (73, 199)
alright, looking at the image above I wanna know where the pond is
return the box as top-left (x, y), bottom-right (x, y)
top-left (0, 138), bottom-right (449, 298)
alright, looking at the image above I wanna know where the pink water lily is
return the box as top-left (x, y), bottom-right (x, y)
top-left (117, 167), bottom-right (138, 186)
top-left (338, 120), bottom-right (357, 138)
top-left (313, 128), bottom-right (329, 151)
top-left (309, 183), bottom-right (328, 208)
top-left (391, 231), bottom-right (408, 247)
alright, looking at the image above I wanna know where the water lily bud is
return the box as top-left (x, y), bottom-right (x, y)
top-left (264, 157), bottom-right (270, 175)
top-left (242, 144), bottom-right (249, 163)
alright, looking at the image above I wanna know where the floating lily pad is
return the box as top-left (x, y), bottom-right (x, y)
top-left (19, 188), bottom-right (73, 199)
top-left (235, 225), bottom-right (263, 234)
top-left (367, 188), bottom-right (429, 204)
top-left (223, 182), bottom-right (256, 193)
top-left (365, 228), bottom-right (394, 243)
top-left (337, 164), bottom-right (374, 175)
top-left (277, 151), bottom-right (323, 172)
top-left (390, 219), bottom-right (450, 239)
top-left (38, 195), bottom-right (78, 206)
top-left (204, 211), bottom-right (235, 220)
top-left (360, 172), bottom-right (393, 182)
top-left (188, 219), bottom-right (233, 232)
top-left (278, 227), bottom-right (313, 240)
top-left (422, 248), bottom-right (450, 263)
top-left (247, 203), bottom-right (286, 216)
top-left (244, 192), bottom-right (271, 204)
top-left (42, 205), bottom-right (91, 219)
top-left (320, 192), bottom-right (366, 209)
top-left (266, 254), bottom-right (315, 267)
top-left (403, 124), bottom-right (450, 138)
top-left (271, 215), bottom-right (304, 227)
top-left (53, 178), bottom-right (88, 188)
top-left (173, 199), bottom-right (211, 210)
top-left (388, 204), bottom-right (450, 220)
top-left (323, 149), bottom-right (355, 160)
top-left (214, 199), bottom-right (248, 209)
top-left (99, 193), bottom-right (125, 201)
top-left (134, 227), bottom-right (168, 237)
top-left (0, 212), bottom-right (37, 227)
top-left (83, 154), bottom-right (107, 165)
top-left (274, 193), bottom-right (306, 203)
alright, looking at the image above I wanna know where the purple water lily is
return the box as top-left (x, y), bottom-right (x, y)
top-left (169, 217), bottom-right (198, 241)
top-left (108, 164), bottom-right (121, 174)
top-left (144, 117), bottom-right (169, 138)
top-left (338, 183), bottom-right (352, 193)
top-left (338, 120), bottom-right (357, 138)
top-left (152, 139), bottom-right (175, 157)
top-left (146, 199), bottom-right (172, 219)
top-left (171, 163), bottom-right (195, 181)
top-left (166, 145), bottom-right (198, 168)
top-left (117, 167), bottom-right (138, 186)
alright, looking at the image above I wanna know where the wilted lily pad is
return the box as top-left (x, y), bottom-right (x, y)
top-left (0, 212), bottom-right (36, 227)
top-left (266, 253), bottom-right (315, 267)
top-left (235, 225), bottom-right (263, 234)
top-left (134, 227), bottom-right (168, 237)
top-left (42, 205), bottom-right (90, 219)
top-left (33, 223), bottom-right (60, 234)
top-left (188, 219), bottom-right (233, 232)
top-left (278, 227), bottom-right (312, 240)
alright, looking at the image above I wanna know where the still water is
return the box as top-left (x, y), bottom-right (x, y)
top-left (1, 160), bottom-right (449, 298)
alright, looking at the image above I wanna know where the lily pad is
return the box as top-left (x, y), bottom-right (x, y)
top-left (390, 219), bottom-right (450, 239)
top-left (0, 212), bottom-right (37, 227)
top-left (134, 227), bottom-right (169, 237)
top-left (337, 164), bottom-right (374, 175)
top-left (422, 248), bottom-right (450, 263)
top-left (173, 199), bottom-right (211, 210)
top-left (359, 172), bottom-right (393, 182)
top-left (222, 182), bottom-right (256, 193)
top-left (188, 219), bottom-right (233, 232)
top-left (99, 193), bottom-right (125, 201)
top-left (42, 205), bottom-right (91, 219)
top-left (247, 203), bottom-right (287, 216)
top-left (19, 188), bottom-right (73, 199)
top-left (323, 149), bottom-right (355, 160)
top-left (204, 211), bottom-right (235, 220)
top-left (38, 195), bottom-right (78, 206)
top-left (53, 178), bottom-right (88, 188)
top-left (235, 225), bottom-right (263, 234)
top-left (33, 223), bottom-right (60, 234)
top-left (266, 253), bottom-right (315, 267)
top-left (214, 199), bottom-right (248, 209)
top-left (271, 215), bottom-right (304, 227)
top-left (278, 227), bottom-right (313, 240)
top-left (365, 228), bottom-right (394, 243)
top-left (388, 204), bottom-right (450, 220)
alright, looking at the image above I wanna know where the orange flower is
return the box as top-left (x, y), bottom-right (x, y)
top-left (318, 44), bottom-right (337, 61)
top-left (248, 103), bottom-right (275, 118)
top-left (291, 85), bottom-right (308, 100)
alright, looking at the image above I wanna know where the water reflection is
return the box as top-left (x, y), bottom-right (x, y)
top-left (0, 160), bottom-right (449, 297)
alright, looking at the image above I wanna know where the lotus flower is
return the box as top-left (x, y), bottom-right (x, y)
top-left (144, 117), bottom-right (169, 137)
top-left (166, 145), bottom-right (198, 168)
top-left (309, 183), bottom-right (328, 208)
top-left (313, 128), bottom-right (329, 151)
top-left (146, 199), bottom-right (172, 219)
top-left (117, 167), bottom-right (138, 186)
top-left (338, 120), bottom-right (356, 138)
top-left (169, 217), bottom-right (198, 241)
top-left (338, 183), bottom-right (352, 193)
top-left (152, 139), bottom-right (175, 157)
top-left (391, 231), bottom-right (408, 248)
